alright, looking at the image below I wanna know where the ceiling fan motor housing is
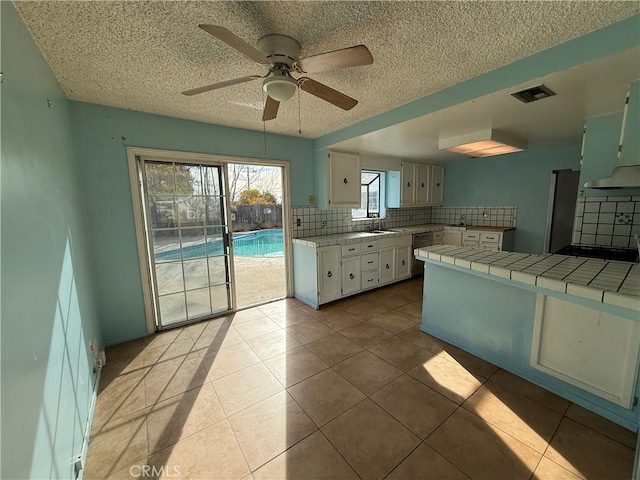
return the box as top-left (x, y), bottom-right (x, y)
top-left (256, 34), bottom-right (301, 67)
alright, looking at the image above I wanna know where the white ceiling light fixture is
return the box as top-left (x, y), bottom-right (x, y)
top-left (262, 72), bottom-right (298, 102)
top-left (439, 129), bottom-right (527, 157)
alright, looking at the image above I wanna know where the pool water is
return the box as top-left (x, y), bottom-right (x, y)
top-left (155, 229), bottom-right (283, 261)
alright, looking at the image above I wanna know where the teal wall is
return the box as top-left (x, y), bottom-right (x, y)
top-left (1, 3), bottom-right (102, 479)
top-left (443, 145), bottom-right (582, 254)
top-left (70, 102), bottom-right (315, 345)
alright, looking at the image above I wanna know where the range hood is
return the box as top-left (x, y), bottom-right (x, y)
top-left (584, 81), bottom-right (640, 189)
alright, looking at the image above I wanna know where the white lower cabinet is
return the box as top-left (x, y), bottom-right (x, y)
top-left (379, 247), bottom-right (396, 285)
top-left (462, 230), bottom-right (505, 251)
top-left (317, 246), bottom-right (341, 304)
top-left (341, 255), bottom-right (361, 296)
top-left (396, 245), bottom-right (411, 278)
top-left (293, 234), bottom-right (413, 307)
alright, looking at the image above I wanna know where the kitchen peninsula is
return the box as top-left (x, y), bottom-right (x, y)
top-left (415, 245), bottom-right (640, 432)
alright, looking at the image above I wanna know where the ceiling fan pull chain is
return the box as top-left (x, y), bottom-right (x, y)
top-left (298, 87), bottom-right (302, 136)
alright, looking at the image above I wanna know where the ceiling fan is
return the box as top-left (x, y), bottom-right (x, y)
top-left (182, 25), bottom-right (373, 121)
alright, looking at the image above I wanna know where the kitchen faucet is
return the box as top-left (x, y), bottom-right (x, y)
top-left (371, 213), bottom-right (382, 231)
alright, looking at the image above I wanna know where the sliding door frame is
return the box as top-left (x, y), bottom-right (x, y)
top-left (127, 147), bottom-right (293, 335)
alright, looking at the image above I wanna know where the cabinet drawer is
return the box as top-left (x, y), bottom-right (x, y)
top-left (361, 271), bottom-right (379, 289)
top-left (463, 231), bottom-right (480, 241)
top-left (342, 243), bottom-right (361, 257)
top-left (463, 240), bottom-right (480, 249)
top-left (361, 240), bottom-right (378, 252)
top-left (481, 243), bottom-right (501, 251)
top-left (480, 232), bottom-right (501, 243)
top-left (432, 231), bottom-right (443, 242)
top-left (361, 252), bottom-right (379, 271)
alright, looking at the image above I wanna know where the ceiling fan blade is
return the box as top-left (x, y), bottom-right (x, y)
top-left (262, 96), bottom-right (280, 121)
top-left (294, 45), bottom-right (373, 74)
top-left (199, 25), bottom-right (271, 65)
top-left (298, 78), bottom-right (357, 110)
top-left (182, 75), bottom-right (260, 96)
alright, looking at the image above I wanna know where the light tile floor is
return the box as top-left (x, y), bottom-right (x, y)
top-left (85, 278), bottom-right (637, 480)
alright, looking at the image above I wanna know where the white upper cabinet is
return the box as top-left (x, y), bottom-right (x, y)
top-left (400, 162), bottom-right (416, 206)
top-left (429, 165), bottom-right (444, 205)
top-left (398, 162), bottom-right (444, 207)
top-left (328, 151), bottom-right (361, 208)
top-left (415, 164), bottom-right (430, 205)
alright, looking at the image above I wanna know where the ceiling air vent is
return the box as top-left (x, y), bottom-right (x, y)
top-left (511, 84), bottom-right (556, 104)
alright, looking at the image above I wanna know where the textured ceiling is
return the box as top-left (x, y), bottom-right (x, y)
top-left (15, 1), bottom-right (640, 138)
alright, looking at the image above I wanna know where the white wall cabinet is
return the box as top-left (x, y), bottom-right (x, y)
top-left (398, 162), bottom-right (444, 207)
top-left (328, 151), bottom-right (361, 208)
top-left (429, 165), bottom-right (444, 205)
top-left (317, 246), bottom-right (341, 304)
top-left (293, 234), bottom-right (413, 308)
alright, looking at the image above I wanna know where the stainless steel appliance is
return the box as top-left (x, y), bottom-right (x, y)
top-left (412, 232), bottom-right (434, 275)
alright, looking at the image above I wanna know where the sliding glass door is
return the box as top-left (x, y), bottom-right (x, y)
top-left (141, 160), bottom-right (233, 328)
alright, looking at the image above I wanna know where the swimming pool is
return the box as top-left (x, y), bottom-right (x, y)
top-left (155, 229), bottom-right (283, 261)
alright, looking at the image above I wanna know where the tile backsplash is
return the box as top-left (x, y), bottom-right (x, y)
top-left (431, 205), bottom-right (518, 228)
top-left (291, 204), bottom-right (517, 238)
top-left (291, 206), bottom-right (431, 238)
top-left (573, 195), bottom-right (640, 249)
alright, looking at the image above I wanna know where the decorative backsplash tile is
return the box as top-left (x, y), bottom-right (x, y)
top-left (573, 195), bottom-right (640, 248)
top-left (291, 204), bottom-right (517, 238)
top-left (291, 206), bottom-right (432, 238)
top-left (431, 205), bottom-right (517, 227)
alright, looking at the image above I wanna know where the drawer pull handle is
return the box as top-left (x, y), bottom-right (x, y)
top-left (327, 271), bottom-right (332, 278)
top-left (343, 178), bottom-right (348, 184)
top-left (349, 273), bottom-right (354, 279)
top-left (368, 279), bottom-right (374, 282)
top-left (385, 264), bottom-right (390, 269)
top-left (348, 248), bottom-right (355, 251)
top-left (367, 244), bottom-right (373, 247)
top-left (368, 261), bottom-right (374, 264)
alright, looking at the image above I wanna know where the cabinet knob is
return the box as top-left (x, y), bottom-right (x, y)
top-left (349, 273), bottom-right (354, 279)
top-left (343, 178), bottom-right (348, 184)
top-left (402, 260), bottom-right (406, 265)
top-left (421, 182), bottom-right (425, 187)
top-left (407, 182), bottom-right (411, 187)
top-left (386, 264), bottom-right (390, 269)
top-left (436, 182), bottom-right (441, 187)
top-left (327, 271), bottom-right (332, 278)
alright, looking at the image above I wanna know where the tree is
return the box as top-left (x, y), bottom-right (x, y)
top-left (237, 189), bottom-right (277, 205)
top-left (146, 163), bottom-right (195, 195)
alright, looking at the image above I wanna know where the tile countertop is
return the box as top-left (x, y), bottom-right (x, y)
top-left (293, 224), bottom-right (515, 247)
top-left (416, 245), bottom-right (640, 312)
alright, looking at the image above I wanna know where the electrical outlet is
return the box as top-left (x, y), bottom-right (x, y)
top-left (296, 218), bottom-right (301, 227)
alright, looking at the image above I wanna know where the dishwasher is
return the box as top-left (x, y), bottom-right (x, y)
top-left (412, 232), bottom-right (434, 276)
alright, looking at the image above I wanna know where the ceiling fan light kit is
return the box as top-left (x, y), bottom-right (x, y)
top-left (262, 73), bottom-right (298, 102)
top-left (182, 25), bottom-right (373, 121)
top-left (439, 129), bottom-right (527, 157)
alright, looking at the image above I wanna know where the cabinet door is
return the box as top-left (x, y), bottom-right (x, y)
top-left (328, 152), bottom-right (361, 208)
top-left (443, 230), bottom-right (462, 246)
top-left (396, 246), bottom-right (411, 279)
top-left (318, 246), bottom-right (341, 302)
top-left (429, 165), bottom-right (444, 205)
top-left (400, 162), bottom-right (416, 206)
top-left (379, 247), bottom-right (396, 284)
top-left (341, 256), bottom-right (361, 296)
top-left (415, 164), bottom-right (430, 205)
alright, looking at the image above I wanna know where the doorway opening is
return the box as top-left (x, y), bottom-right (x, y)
top-left (227, 163), bottom-right (287, 308)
